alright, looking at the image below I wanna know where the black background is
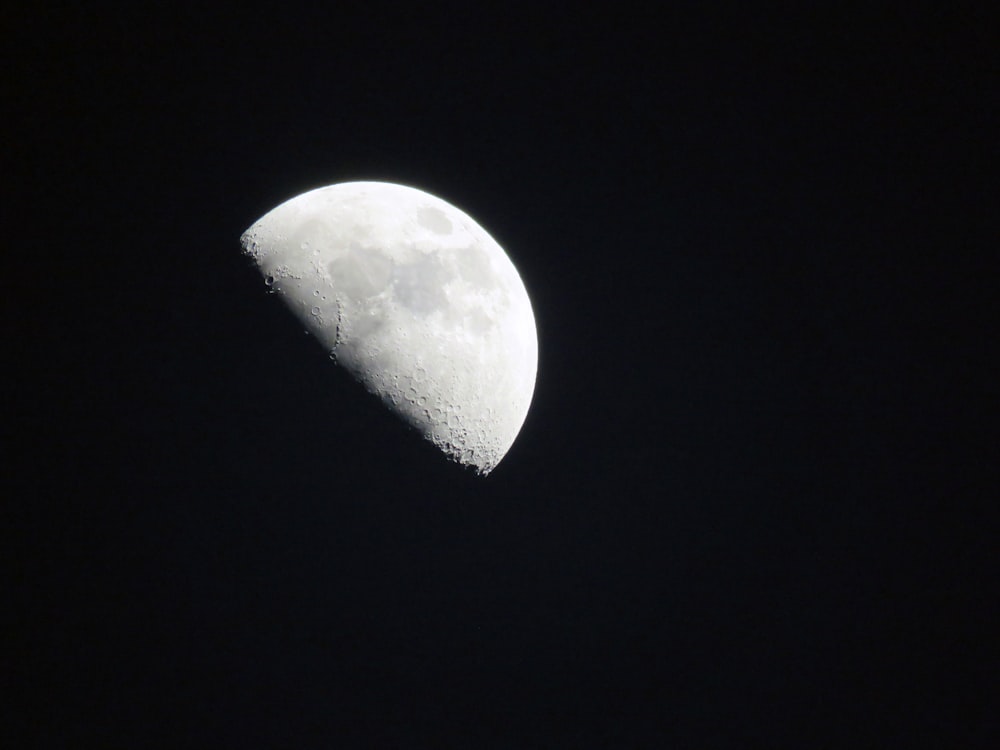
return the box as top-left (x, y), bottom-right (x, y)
top-left (5, 3), bottom-right (997, 747)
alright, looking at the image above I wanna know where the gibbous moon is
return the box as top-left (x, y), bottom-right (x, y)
top-left (241, 182), bottom-right (537, 475)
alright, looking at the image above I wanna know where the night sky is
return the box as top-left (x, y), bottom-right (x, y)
top-left (6, 4), bottom-right (996, 748)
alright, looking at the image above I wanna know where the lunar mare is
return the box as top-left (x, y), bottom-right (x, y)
top-left (241, 182), bottom-right (537, 474)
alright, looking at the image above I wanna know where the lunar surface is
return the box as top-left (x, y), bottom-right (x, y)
top-left (241, 182), bottom-right (537, 474)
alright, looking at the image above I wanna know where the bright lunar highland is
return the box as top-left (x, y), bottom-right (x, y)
top-left (241, 182), bottom-right (538, 475)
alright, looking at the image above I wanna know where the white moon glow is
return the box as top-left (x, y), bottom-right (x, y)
top-left (241, 182), bottom-right (538, 475)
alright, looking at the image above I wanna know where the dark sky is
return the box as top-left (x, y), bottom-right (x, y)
top-left (5, 4), bottom-right (996, 748)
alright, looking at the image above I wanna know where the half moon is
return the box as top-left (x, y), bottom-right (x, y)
top-left (240, 181), bottom-right (537, 475)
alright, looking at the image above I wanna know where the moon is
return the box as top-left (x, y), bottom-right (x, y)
top-left (240, 181), bottom-right (538, 475)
